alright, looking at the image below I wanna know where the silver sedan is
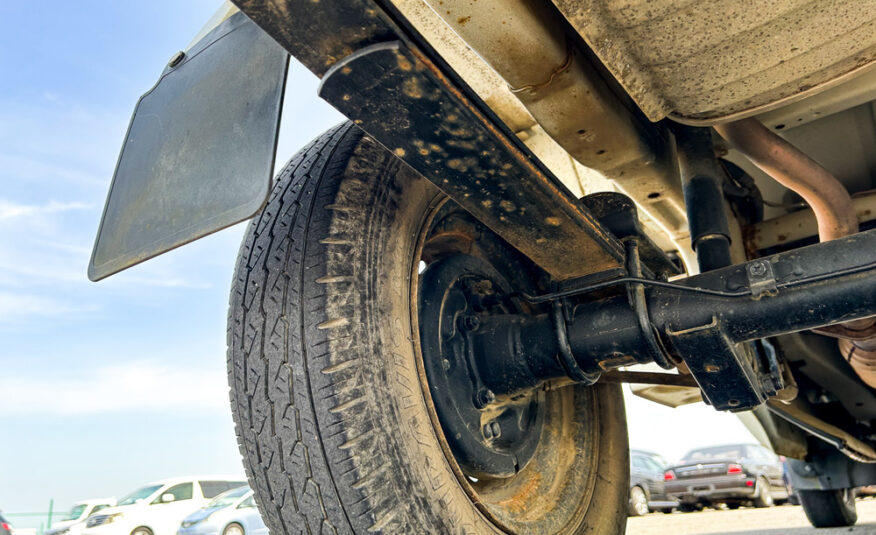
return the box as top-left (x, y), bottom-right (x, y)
top-left (177, 486), bottom-right (266, 535)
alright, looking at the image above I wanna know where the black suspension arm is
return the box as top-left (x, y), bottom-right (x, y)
top-left (474, 229), bottom-right (876, 411)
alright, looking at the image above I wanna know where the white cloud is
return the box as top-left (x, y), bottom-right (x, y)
top-left (0, 292), bottom-right (98, 322)
top-left (1, 361), bottom-right (229, 415)
top-left (0, 199), bottom-right (93, 220)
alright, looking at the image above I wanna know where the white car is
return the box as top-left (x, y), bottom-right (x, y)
top-left (46, 499), bottom-right (117, 535)
top-left (83, 476), bottom-right (246, 535)
top-left (177, 486), bottom-right (266, 535)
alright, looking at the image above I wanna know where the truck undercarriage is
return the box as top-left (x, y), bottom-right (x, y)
top-left (90, 0), bottom-right (876, 532)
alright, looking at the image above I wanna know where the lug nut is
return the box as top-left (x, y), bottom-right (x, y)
top-left (461, 314), bottom-right (480, 331)
top-left (474, 388), bottom-right (495, 409)
top-left (490, 421), bottom-right (501, 438)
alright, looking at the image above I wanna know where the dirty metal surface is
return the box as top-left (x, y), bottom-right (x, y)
top-left (552, 0), bottom-right (876, 124)
top-left (89, 11), bottom-right (288, 280)
top-left (234, 0), bottom-right (625, 279)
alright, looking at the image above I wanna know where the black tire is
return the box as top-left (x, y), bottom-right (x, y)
top-left (798, 488), bottom-right (857, 528)
top-left (726, 502), bottom-right (741, 510)
top-left (752, 477), bottom-right (774, 508)
top-left (628, 486), bottom-right (650, 516)
top-left (227, 123), bottom-right (631, 534)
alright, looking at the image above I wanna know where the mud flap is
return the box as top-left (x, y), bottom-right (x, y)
top-left (88, 10), bottom-right (288, 281)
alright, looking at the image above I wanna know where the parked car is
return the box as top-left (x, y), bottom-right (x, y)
top-left (665, 444), bottom-right (788, 511)
top-left (46, 499), bottom-right (117, 535)
top-left (629, 450), bottom-right (678, 515)
top-left (83, 476), bottom-right (246, 535)
top-left (0, 512), bottom-right (13, 535)
top-left (178, 486), bottom-right (266, 535)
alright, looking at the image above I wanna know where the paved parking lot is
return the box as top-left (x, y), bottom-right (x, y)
top-left (627, 498), bottom-right (876, 534)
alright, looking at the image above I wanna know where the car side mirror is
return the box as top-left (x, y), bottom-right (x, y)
top-left (160, 494), bottom-right (176, 503)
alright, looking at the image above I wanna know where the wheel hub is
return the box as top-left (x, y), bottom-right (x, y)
top-left (419, 254), bottom-right (544, 479)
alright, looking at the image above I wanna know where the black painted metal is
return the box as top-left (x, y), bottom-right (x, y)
top-left (418, 254), bottom-right (545, 478)
top-left (467, 228), bottom-right (876, 411)
top-left (232, 0), bottom-right (625, 280)
top-left (675, 126), bottom-right (733, 272)
top-left (316, 41), bottom-right (624, 280)
top-left (580, 192), bottom-right (683, 277)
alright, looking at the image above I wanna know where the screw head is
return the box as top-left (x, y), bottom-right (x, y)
top-left (748, 262), bottom-right (767, 276)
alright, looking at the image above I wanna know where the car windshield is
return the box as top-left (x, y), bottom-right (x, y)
top-left (206, 486), bottom-right (251, 509)
top-left (64, 505), bottom-right (87, 521)
top-left (682, 446), bottom-right (743, 462)
top-left (118, 484), bottom-right (163, 506)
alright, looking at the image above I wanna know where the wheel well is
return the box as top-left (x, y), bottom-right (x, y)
top-left (223, 522), bottom-right (245, 535)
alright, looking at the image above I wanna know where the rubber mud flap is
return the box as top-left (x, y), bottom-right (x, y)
top-left (89, 10), bottom-right (288, 281)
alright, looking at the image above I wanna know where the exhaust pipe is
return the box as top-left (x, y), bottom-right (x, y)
top-left (713, 118), bottom-right (857, 241)
top-left (715, 118), bottom-right (876, 387)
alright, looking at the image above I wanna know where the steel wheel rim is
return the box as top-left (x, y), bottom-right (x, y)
top-left (410, 198), bottom-right (603, 533)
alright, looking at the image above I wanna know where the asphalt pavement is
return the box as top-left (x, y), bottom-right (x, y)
top-left (627, 497), bottom-right (876, 534)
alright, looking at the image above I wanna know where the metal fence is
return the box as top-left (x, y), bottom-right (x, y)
top-left (4, 500), bottom-right (56, 535)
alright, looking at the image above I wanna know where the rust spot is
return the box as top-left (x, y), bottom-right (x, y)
top-left (545, 216), bottom-right (561, 226)
top-left (396, 55), bottom-right (413, 71)
top-left (777, 234), bottom-right (787, 242)
top-left (394, 148), bottom-right (407, 158)
top-left (402, 78), bottom-right (423, 99)
top-left (457, 15), bottom-right (471, 25)
top-left (499, 200), bottom-right (515, 212)
top-left (496, 472), bottom-right (542, 514)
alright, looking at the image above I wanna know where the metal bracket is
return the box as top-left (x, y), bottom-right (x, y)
top-left (665, 317), bottom-right (768, 411)
top-left (747, 259), bottom-right (778, 298)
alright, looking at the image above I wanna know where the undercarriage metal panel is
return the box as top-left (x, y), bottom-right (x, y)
top-left (89, 11), bottom-right (288, 280)
top-left (234, 0), bottom-right (625, 279)
top-left (552, 0), bottom-right (876, 124)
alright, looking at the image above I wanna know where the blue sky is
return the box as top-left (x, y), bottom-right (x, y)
top-left (0, 0), bottom-right (754, 528)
